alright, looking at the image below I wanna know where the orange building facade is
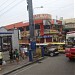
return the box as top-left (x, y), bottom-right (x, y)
top-left (5, 14), bottom-right (65, 45)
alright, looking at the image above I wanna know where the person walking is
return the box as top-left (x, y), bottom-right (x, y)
top-left (0, 50), bottom-right (3, 71)
top-left (20, 46), bottom-right (24, 59)
top-left (9, 50), bottom-right (14, 63)
top-left (23, 46), bottom-right (28, 57)
top-left (15, 49), bottom-right (19, 64)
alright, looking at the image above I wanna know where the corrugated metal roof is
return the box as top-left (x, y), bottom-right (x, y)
top-left (4, 19), bottom-right (43, 30)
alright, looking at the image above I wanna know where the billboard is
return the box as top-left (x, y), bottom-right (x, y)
top-left (51, 19), bottom-right (65, 25)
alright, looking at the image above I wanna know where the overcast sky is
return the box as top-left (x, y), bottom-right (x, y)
top-left (0, 0), bottom-right (74, 27)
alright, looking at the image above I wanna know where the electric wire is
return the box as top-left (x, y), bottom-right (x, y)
top-left (0, 0), bottom-right (9, 8)
top-left (0, 0), bottom-right (18, 13)
top-left (0, 0), bottom-right (73, 18)
top-left (0, 0), bottom-right (25, 17)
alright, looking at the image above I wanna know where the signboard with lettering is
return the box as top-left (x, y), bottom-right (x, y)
top-left (21, 31), bottom-right (30, 37)
top-left (37, 35), bottom-right (52, 38)
top-left (50, 29), bottom-right (59, 34)
top-left (51, 19), bottom-right (65, 25)
top-left (33, 14), bottom-right (52, 20)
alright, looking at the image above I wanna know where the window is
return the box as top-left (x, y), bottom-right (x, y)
top-left (19, 27), bottom-right (24, 31)
top-left (3, 37), bottom-right (7, 43)
top-left (46, 38), bottom-right (52, 42)
top-left (54, 25), bottom-right (62, 31)
top-left (44, 25), bottom-right (50, 29)
top-left (40, 38), bottom-right (44, 43)
top-left (35, 24), bottom-right (40, 29)
top-left (26, 26), bottom-right (29, 31)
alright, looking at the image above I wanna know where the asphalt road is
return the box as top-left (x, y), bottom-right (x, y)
top-left (9, 54), bottom-right (75, 75)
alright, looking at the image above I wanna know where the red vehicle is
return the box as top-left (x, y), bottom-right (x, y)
top-left (65, 45), bottom-right (75, 60)
top-left (65, 31), bottom-right (75, 60)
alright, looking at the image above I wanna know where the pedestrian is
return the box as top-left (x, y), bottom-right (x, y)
top-left (23, 46), bottom-right (28, 57)
top-left (15, 49), bottom-right (19, 64)
top-left (20, 46), bottom-right (26, 59)
top-left (13, 50), bottom-right (16, 60)
top-left (0, 50), bottom-right (3, 71)
top-left (9, 50), bottom-right (14, 63)
top-left (20, 46), bottom-right (24, 59)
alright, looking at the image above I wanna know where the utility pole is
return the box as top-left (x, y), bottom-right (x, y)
top-left (27, 0), bottom-right (36, 61)
top-left (27, 0), bottom-right (34, 39)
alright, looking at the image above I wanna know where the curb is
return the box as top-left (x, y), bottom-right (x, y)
top-left (3, 57), bottom-right (46, 75)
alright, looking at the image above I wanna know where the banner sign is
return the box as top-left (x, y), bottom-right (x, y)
top-left (51, 19), bottom-right (65, 25)
top-left (37, 35), bottom-right (52, 38)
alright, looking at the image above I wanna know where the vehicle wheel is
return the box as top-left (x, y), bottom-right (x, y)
top-left (50, 53), bottom-right (54, 57)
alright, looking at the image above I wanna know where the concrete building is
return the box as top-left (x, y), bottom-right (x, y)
top-left (0, 27), bottom-right (19, 51)
top-left (64, 18), bottom-right (75, 31)
top-left (4, 14), bottom-right (65, 46)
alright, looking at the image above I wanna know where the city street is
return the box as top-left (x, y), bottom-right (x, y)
top-left (0, 0), bottom-right (74, 75)
top-left (8, 54), bottom-right (75, 75)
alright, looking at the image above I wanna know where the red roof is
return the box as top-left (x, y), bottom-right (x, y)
top-left (4, 19), bottom-right (43, 30)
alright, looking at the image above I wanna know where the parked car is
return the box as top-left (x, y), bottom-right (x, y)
top-left (44, 45), bottom-right (59, 56)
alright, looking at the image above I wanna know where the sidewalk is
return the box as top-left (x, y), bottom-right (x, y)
top-left (0, 56), bottom-right (45, 75)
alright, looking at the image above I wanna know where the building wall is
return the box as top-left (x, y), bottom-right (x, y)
top-left (5, 20), bottom-right (64, 44)
top-left (64, 18), bottom-right (75, 32)
top-left (4, 14), bottom-right (64, 45)
top-left (64, 18), bottom-right (75, 23)
top-left (12, 29), bottom-right (19, 50)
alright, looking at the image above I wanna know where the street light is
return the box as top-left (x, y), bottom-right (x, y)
top-left (33, 6), bottom-right (43, 43)
top-left (33, 6), bottom-right (43, 15)
top-left (33, 6), bottom-right (43, 9)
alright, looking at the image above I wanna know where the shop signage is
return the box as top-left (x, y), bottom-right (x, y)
top-left (51, 19), bottom-right (65, 25)
top-left (37, 35), bottom-right (52, 38)
top-left (21, 31), bottom-right (30, 37)
top-left (43, 20), bottom-right (51, 25)
top-left (44, 29), bottom-right (50, 34)
top-left (54, 19), bottom-right (62, 25)
top-left (50, 29), bottom-right (59, 34)
top-left (33, 14), bottom-right (52, 20)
